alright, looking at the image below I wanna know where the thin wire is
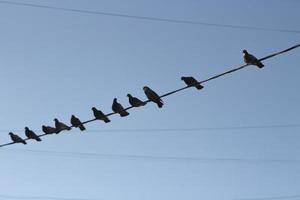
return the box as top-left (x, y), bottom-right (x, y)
top-left (0, 43), bottom-right (299, 148)
top-left (235, 195), bottom-right (300, 200)
top-left (0, 0), bottom-right (300, 34)
top-left (1, 124), bottom-right (300, 133)
top-left (2, 149), bottom-right (300, 164)
top-left (0, 194), bottom-right (99, 200)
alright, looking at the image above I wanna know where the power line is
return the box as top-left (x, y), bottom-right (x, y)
top-left (1, 124), bottom-right (300, 134)
top-left (2, 149), bottom-right (300, 164)
top-left (0, 0), bottom-right (300, 34)
top-left (235, 195), bottom-right (300, 200)
top-left (0, 194), bottom-right (99, 200)
top-left (0, 43), bottom-right (299, 148)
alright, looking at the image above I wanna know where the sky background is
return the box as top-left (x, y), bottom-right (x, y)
top-left (0, 0), bottom-right (300, 199)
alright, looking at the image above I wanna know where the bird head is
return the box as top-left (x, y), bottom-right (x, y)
top-left (143, 86), bottom-right (149, 91)
top-left (113, 98), bottom-right (117, 102)
top-left (181, 77), bottom-right (186, 80)
top-left (54, 118), bottom-right (58, 122)
top-left (92, 107), bottom-right (96, 111)
top-left (25, 127), bottom-right (29, 131)
top-left (242, 49), bottom-right (248, 54)
top-left (127, 94), bottom-right (132, 98)
top-left (8, 132), bottom-right (13, 136)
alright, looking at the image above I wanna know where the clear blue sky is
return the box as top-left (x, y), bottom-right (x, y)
top-left (0, 0), bottom-right (300, 199)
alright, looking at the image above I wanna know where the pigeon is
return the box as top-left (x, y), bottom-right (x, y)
top-left (92, 107), bottom-right (110, 123)
top-left (54, 118), bottom-right (71, 134)
top-left (243, 50), bottom-right (264, 68)
top-left (9, 132), bottom-right (26, 145)
top-left (112, 98), bottom-right (129, 117)
top-left (127, 94), bottom-right (146, 107)
top-left (25, 127), bottom-right (41, 141)
top-left (70, 115), bottom-right (86, 131)
top-left (42, 125), bottom-right (57, 134)
top-left (143, 86), bottom-right (164, 108)
top-left (181, 76), bottom-right (204, 90)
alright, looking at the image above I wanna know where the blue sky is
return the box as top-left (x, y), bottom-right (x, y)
top-left (0, 0), bottom-right (300, 199)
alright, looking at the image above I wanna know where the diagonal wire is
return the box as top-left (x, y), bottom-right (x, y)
top-left (0, 194), bottom-right (100, 200)
top-left (0, 0), bottom-right (300, 34)
top-left (0, 43), bottom-right (299, 148)
top-left (2, 148), bottom-right (300, 164)
top-left (1, 123), bottom-right (300, 134)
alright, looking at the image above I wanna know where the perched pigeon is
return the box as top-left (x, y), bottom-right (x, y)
top-left (243, 50), bottom-right (264, 68)
top-left (127, 94), bottom-right (146, 107)
top-left (92, 107), bottom-right (110, 123)
top-left (112, 98), bottom-right (129, 117)
top-left (71, 115), bottom-right (86, 131)
top-left (181, 76), bottom-right (204, 90)
top-left (54, 118), bottom-right (71, 134)
top-left (143, 86), bottom-right (164, 108)
top-left (25, 127), bottom-right (41, 141)
top-left (42, 125), bottom-right (57, 134)
top-left (9, 132), bottom-right (26, 145)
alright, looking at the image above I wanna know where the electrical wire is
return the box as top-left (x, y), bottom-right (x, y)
top-left (0, 0), bottom-right (300, 34)
top-left (0, 43), bottom-right (299, 148)
top-left (2, 149), bottom-right (300, 164)
top-left (0, 194), bottom-right (99, 200)
top-left (1, 124), bottom-right (300, 134)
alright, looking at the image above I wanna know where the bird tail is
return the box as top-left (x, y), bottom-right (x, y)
top-left (157, 101), bottom-right (164, 108)
top-left (195, 84), bottom-right (204, 90)
top-left (104, 118), bottom-right (111, 123)
top-left (257, 62), bottom-right (264, 68)
top-left (79, 125), bottom-right (86, 131)
top-left (120, 110), bottom-right (129, 117)
top-left (36, 137), bottom-right (42, 142)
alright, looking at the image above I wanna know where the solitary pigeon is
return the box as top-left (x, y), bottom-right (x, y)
top-left (243, 50), bottom-right (264, 68)
top-left (92, 107), bottom-right (110, 123)
top-left (9, 132), bottom-right (26, 145)
top-left (127, 94), bottom-right (146, 107)
top-left (42, 125), bottom-right (57, 134)
top-left (143, 86), bottom-right (164, 108)
top-left (54, 118), bottom-right (71, 134)
top-left (112, 98), bottom-right (129, 117)
top-left (25, 127), bottom-right (41, 141)
top-left (181, 76), bottom-right (204, 90)
top-left (71, 115), bottom-right (86, 131)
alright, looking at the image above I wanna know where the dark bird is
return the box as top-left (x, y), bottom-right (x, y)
top-left (143, 86), bottom-right (164, 108)
top-left (42, 125), bottom-right (57, 134)
top-left (54, 118), bottom-right (71, 134)
top-left (243, 49), bottom-right (264, 68)
top-left (112, 98), bottom-right (129, 117)
top-left (127, 94), bottom-right (146, 107)
top-left (92, 107), bottom-right (110, 123)
top-left (181, 76), bottom-right (204, 90)
top-left (25, 127), bottom-right (41, 141)
top-left (9, 132), bottom-right (26, 145)
top-left (70, 115), bottom-right (86, 131)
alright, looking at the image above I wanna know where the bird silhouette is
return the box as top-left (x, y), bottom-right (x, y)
top-left (54, 118), bottom-right (71, 134)
top-left (70, 115), bottom-right (86, 131)
top-left (181, 76), bottom-right (204, 90)
top-left (127, 94), bottom-right (146, 107)
top-left (112, 98), bottom-right (129, 117)
top-left (92, 107), bottom-right (110, 123)
top-left (25, 127), bottom-right (41, 141)
top-left (9, 132), bottom-right (26, 145)
top-left (42, 125), bottom-right (58, 134)
top-left (243, 50), bottom-right (264, 68)
top-left (143, 86), bottom-right (164, 108)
